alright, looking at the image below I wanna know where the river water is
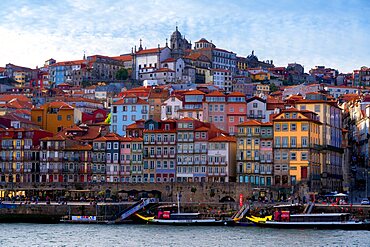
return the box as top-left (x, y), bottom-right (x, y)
top-left (0, 224), bottom-right (368, 247)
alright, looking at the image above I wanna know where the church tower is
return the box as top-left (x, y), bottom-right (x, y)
top-left (170, 26), bottom-right (191, 59)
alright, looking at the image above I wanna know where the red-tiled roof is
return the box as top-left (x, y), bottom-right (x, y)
top-left (206, 91), bottom-right (225, 97)
top-left (111, 54), bottom-right (132, 62)
top-left (209, 135), bottom-right (236, 142)
top-left (0, 95), bottom-right (29, 103)
top-left (136, 47), bottom-right (166, 55)
top-left (112, 97), bottom-right (149, 105)
top-left (40, 102), bottom-right (74, 110)
top-left (237, 120), bottom-right (262, 126)
top-left (183, 90), bottom-right (205, 95)
top-left (162, 58), bottom-right (176, 63)
top-left (49, 60), bottom-right (85, 67)
top-left (94, 132), bottom-right (121, 141)
top-left (196, 38), bottom-right (210, 43)
top-left (227, 92), bottom-right (245, 97)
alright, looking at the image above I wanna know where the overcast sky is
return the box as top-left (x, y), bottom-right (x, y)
top-left (0, 0), bottom-right (369, 73)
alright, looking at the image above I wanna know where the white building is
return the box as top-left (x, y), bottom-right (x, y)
top-left (207, 135), bottom-right (236, 182)
top-left (324, 85), bottom-right (360, 98)
top-left (133, 45), bottom-right (171, 80)
top-left (139, 67), bottom-right (176, 84)
top-left (246, 96), bottom-right (268, 122)
top-left (208, 69), bottom-right (233, 92)
top-left (161, 95), bottom-right (183, 120)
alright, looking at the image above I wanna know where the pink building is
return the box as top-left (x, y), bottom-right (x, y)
top-left (226, 92), bottom-right (247, 135)
top-left (120, 137), bottom-right (133, 182)
top-left (204, 91), bottom-right (227, 131)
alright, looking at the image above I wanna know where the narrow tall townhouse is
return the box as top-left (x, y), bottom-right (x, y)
top-left (273, 108), bottom-right (322, 193)
top-left (227, 92), bottom-right (247, 135)
top-left (236, 120), bottom-right (272, 187)
top-left (143, 120), bottom-right (177, 183)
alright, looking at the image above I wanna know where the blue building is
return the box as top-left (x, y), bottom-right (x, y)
top-left (110, 95), bottom-right (149, 136)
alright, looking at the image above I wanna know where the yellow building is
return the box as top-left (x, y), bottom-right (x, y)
top-left (236, 120), bottom-right (272, 186)
top-left (250, 71), bottom-right (270, 81)
top-left (237, 58), bottom-right (248, 71)
top-left (31, 102), bottom-right (75, 133)
top-left (273, 108), bottom-right (322, 193)
top-left (14, 71), bottom-right (27, 87)
top-left (294, 93), bottom-right (343, 193)
top-left (255, 83), bottom-right (270, 96)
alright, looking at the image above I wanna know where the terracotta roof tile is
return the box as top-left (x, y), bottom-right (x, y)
top-left (237, 120), bottom-right (262, 126)
top-left (136, 47), bottom-right (166, 55)
top-left (209, 135), bottom-right (236, 142)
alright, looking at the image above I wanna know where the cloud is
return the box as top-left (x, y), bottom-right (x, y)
top-left (0, 0), bottom-right (369, 73)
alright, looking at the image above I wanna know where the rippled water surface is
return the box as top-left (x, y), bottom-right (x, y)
top-left (0, 224), bottom-right (369, 247)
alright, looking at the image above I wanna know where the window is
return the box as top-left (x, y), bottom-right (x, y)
top-left (301, 152), bottom-right (308, 160)
top-left (290, 123), bottom-right (296, 131)
top-left (290, 137), bottom-right (297, 147)
top-left (57, 115), bottom-right (62, 121)
top-left (37, 116), bottom-right (42, 122)
top-left (301, 137), bottom-right (308, 147)
top-left (229, 116), bottom-right (234, 122)
top-left (253, 103), bottom-right (258, 108)
top-left (275, 124), bottom-right (281, 131)
top-left (113, 142), bottom-right (119, 149)
top-left (282, 152), bottom-right (288, 160)
top-left (275, 137), bottom-right (281, 147)
top-left (275, 152), bottom-right (280, 160)
top-left (301, 123), bottom-right (309, 131)
top-left (290, 152), bottom-right (296, 160)
top-left (314, 105), bottom-right (321, 112)
top-left (282, 124), bottom-right (288, 131)
top-left (282, 137), bottom-right (288, 147)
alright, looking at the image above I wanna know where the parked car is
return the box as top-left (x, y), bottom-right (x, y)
top-left (360, 198), bottom-right (369, 205)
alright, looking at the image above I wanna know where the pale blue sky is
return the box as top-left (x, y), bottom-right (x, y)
top-left (0, 0), bottom-right (369, 73)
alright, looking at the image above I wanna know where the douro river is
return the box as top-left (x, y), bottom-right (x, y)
top-left (0, 223), bottom-right (368, 246)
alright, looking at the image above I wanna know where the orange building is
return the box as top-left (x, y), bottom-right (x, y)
top-left (31, 102), bottom-right (75, 133)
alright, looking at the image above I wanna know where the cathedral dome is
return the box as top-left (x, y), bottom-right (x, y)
top-left (171, 26), bottom-right (182, 40)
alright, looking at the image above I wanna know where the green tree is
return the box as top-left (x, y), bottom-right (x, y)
top-left (116, 68), bottom-right (129, 80)
top-left (270, 83), bottom-right (279, 92)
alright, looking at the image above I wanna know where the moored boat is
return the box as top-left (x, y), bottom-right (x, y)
top-left (246, 212), bottom-right (370, 230)
top-left (136, 212), bottom-right (231, 226)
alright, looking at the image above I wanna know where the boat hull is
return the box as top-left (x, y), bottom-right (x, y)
top-left (148, 219), bottom-right (232, 226)
top-left (254, 221), bottom-right (370, 230)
